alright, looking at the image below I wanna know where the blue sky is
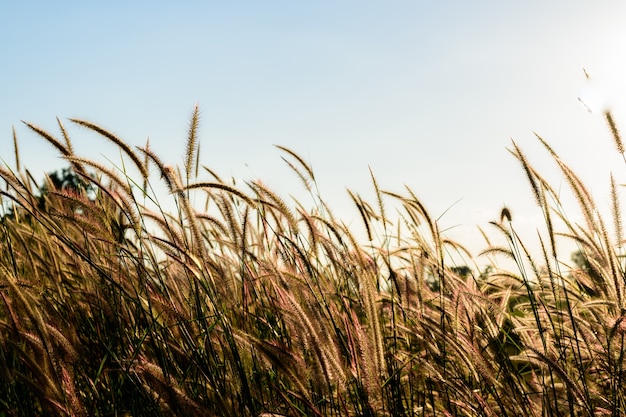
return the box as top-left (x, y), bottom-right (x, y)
top-left (3, 1), bottom-right (626, 260)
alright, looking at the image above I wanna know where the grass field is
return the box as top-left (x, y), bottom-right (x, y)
top-left (1, 107), bottom-right (626, 416)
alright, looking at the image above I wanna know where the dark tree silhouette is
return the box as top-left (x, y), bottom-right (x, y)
top-left (39, 167), bottom-right (95, 199)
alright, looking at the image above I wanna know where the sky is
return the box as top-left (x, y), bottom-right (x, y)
top-left (3, 1), bottom-right (626, 263)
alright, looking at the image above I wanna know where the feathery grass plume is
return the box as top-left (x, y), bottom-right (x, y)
top-left (348, 190), bottom-right (373, 242)
top-left (248, 180), bottom-right (298, 234)
top-left (273, 283), bottom-right (343, 391)
top-left (402, 185), bottom-right (438, 244)
top-left (22, 121), bottom-right (70, 157)
top-left (202, 165), bottom-right (224, 182)
top-left (596, 208), bottom-right (623, 307)
top-left (195, 212), bottom-right (230, 239)
top-left (441, 238), bottom-right (473, 266)
top-left (167, 169), bottom-right (209, 260)
top-left (509, 140), bottom-right (543, 207)
top-left (135, 356), bottom-right (203, 415)
top-left (369, 168), bottom-right (389, 234)
top-left (485, 218), bottom-right (549, 355)
top-left (342, 228), bottom-right (385, 377)
top-left (541, 147), bottom-right (626, 304)
top-left (141, 137), bottom-right (150, 194)
top-left (294, 202), bottom-right (319, 252)
top-left (60, 167), bottom-right (142, 240)
top-left (537, 184), bottom-right (558, 260)
top-left (25, 168), bottom-right (40, 193)
top-left (184, 104), bottom-right (200, 184)
top-left (280, 156), bottom-right (313, 193)
top-left (276, 145), bottom-right (316, 193)
top-left (526, 347), bottom-right (593, 415)
top-left (0, 166), bottom-right (38, 214)
top-left (55, 117), bottom-right (88, 178)
top-left (6, 291), bottom-right (75, 408)
top-left (12, 126), bottom-right (20, 173)
top-left (65, 156), bottom-right (133, 198)
top-left (509, 141), bottom-right (558, 260)
top-left (180, 181), bottom-right (254, 206)
top-left (275, 145), bottom-right (316, 182)
top-left (56, 117), bottom-right (74, 155)
top-left (610, 174), bottom-right (623, 248)
top-left (347, 308), bottom-right (382, 407)
top-left (511, 149), bottom-right (562, 257)
top-left (534, 133), bottom-right (601, 245)
top-left (138, 145), bottom-right (175, 192)
top-left (70, 118), bottom-right (148, 179)
top-left (605, 111), bottom-right (625, 156)
top-left (239, 333), bottom-right (310, 395)
top-left (535, 234), bottom-right (590, 395)
top-left (310, 214), bottom-right (346, 253)
top-left (500, 206), bottom-right (512, 223)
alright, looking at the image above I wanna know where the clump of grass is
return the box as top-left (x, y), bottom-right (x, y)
top-left (1, 108), bottom-right (626, 416)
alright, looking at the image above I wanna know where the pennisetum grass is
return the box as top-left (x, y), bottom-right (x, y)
top-left (2, 107), bottom-right (626, 416)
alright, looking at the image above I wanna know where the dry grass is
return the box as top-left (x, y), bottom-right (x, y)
top-left (1, 110), bottom-right (626, 416)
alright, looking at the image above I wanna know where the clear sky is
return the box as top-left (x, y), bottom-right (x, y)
top-left (3, 1), bottom-right (626, 261)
